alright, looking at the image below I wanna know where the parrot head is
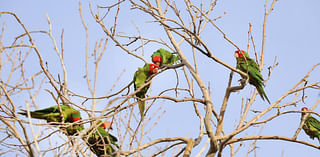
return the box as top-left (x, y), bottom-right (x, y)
top-left (234, 50), bottom-right (249, 58)
top-left (71, 111), bottom-right (81, 122)
top-left (301, 107), bottom-right (309, 116)
top-left (148, 64), bottom-right (159, 75)
top-left (152, 56), bottom-right (162, 66)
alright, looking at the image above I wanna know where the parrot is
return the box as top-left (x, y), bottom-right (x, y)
top-left (63, 111), bottom-right (84, 136)
top-left (301, 107), bottom-right (320, 143)
top-left (234, 50), bottom-right (271, 104)
top-left (133, 63), bottom-right (159, 118)
top-left (84, 120), bottom-right (118, 156)
top-left (151, 48), bottom-right (179, 67)
top-left (18, 105), bottom-right (84, 135)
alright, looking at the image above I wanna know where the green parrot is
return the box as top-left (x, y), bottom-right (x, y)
top-left (301, 107), bottom-right (320, 143)
top-left (234, 50), bottom-right (271, 104)
top-left (18, 105), bottom-right (84, 135)
top-left (133, 63), bottom-right (159, 118)
top-left (151, 48), bottom-right (179, 67)
top-left (64, 111), bottom-right (84, 136)
top-left (84, 121), bottom-right (118, 156)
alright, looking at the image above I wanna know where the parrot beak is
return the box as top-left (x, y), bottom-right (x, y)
top-left (149, 64), bottom-right (159, 74)
top-left (153, 67), bottom-right (158, 74)
top-left (234, 52), bottom-right (239, 58)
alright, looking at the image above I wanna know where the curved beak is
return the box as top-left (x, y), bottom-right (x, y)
top-left (234, 52), bottom-right (239, 58)
top-left (153, 67), bottom-right (158, 74)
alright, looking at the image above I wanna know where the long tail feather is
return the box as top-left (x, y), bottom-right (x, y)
top-left (256, 85), bottom-right (271, 104)
top-left (138, 101), bottom-right (145, 118)
top-left (18, 109), bottom-right (47, 119)
top-left (17, 109), bottom-right (27, 116)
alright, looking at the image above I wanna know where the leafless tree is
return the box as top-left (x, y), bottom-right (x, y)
top-left (0, 0), bottom-right (319, 157)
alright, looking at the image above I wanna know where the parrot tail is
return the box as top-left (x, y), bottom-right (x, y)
top-left (17, 109), bottom-right (28, 116)
top-left (317, 135), bottom-right (320, 144)
top-left (138, 100), bottom-right (145, 118)
top-left (256, 85), bottom-right (271, 104)
top-left (18, 109), bottom-right (47, 119)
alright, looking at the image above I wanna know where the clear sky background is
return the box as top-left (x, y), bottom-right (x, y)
top-left (1, 0), bottom-right (320, 157)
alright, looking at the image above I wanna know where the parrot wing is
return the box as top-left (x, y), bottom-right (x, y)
top-left (18, 106), bottom-right (60, 121)
top-left (237, 57), bottom-right (270, 104)
top-left (237, 58), bottom-right (263, 83)
top-left (308, 116), bottom-right (320, 131)
top-left (133, 67), bottom-right (150, 118)
top-left (159, 48), bottom-right (177, 65)
top-left (18, 105), bottom-right (78, 123)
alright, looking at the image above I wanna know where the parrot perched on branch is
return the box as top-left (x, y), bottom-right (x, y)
top-left (133, 63), bottom-right (159, 118)
top-left (234, 50), bottom-right (271, 104)
top-left (84, 121), bottom-right (118, 156)
top-left (301, 107), bottom-right (320, 143)
top-left (151, 48), bottom-right (179, 67)
top-left (18, 105), bottom-right (84, 135)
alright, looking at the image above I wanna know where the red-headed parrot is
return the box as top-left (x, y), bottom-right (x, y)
top-left (64, 111), bottom-right (84, 135)
top-left (301, 107), bottom-right (320, 143)
top-left (151, 48), bottom-right (179, 67)
top-left (84, 120), bottom-right (118, 156)
top-left (18, 105), bottom-right (84, 135)
top-left (133, 63), bottom-right (159, 118)
top-left (234, 50), bottom-right (270, 104)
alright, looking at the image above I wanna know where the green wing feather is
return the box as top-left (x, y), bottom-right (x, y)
top-left (19, 105), bottom-right (83, 136)
top-left (152, 48), bottom-right (179, 66)
top-left (18, 105), bottom-right (60, 120)
top-left (308, 116), bottom-right (320, 132)
top-left (303, 115), bottom-right (320, 143)
top-left (237, 56), bottom-right (270, 104)
top-left (159, 48), bottom-right (175, 65)
top-left (18, 105), bottom-right (79, 123)
top-left (133, 64), bottom-right (151, 118)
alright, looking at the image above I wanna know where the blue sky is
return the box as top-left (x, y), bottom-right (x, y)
top-left (1, 0), bottom-right (320, 156)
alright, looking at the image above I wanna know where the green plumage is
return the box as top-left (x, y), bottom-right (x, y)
top-left (65, 124), bottom-right (84, 136)
top-left (235, 50), bottom-right (271, 104)
top-left (151, 48), bottom-right (179, 66)
top-left (18, 105), bottom-right (78, 122)
top-left (302, 114), bottom-right (320, 143)
top-left (133, 63), bottom-right (158, 118)
top-left (85, 121), bottom-right (118, 156)
top-left (134, 65), bottom-right (150, 118)
top-left (18, 105), bottom-right (84, 135)
top-left (64, 112), bottom-right (84, 135)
